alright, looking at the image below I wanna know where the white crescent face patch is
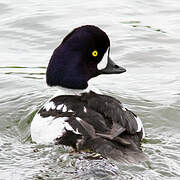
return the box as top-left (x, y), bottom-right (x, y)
top-left (97, 47), bottom-right (109, 70)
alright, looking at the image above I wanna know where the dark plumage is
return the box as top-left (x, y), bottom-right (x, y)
top-left (38, 91), bottom-right (146, 162)
top-left (46, 25), bottom-right (125, 89)
top-left (31, 25), bottom-right (146, 163)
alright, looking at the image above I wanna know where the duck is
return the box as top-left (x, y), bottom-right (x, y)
top-left (31, 25), bottom-right (146, 163)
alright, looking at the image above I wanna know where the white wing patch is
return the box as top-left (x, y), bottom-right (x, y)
top-left (83, 106), bottom-right (87, 113)
top-left (43, 102), bottom-right (69, 113)
top-left (121, 103), bottom-right (145, 139)
top-left (43, 101), bottom-right (56, 111)
top-left (68, 109), bottom-right (73, 112)
top-left (62, 105), bottom-right (67, 112)
top-left (31, 113), bottom-right (80, 144)
top-left (121, 106), bottom-right (126, 111)
top-left (121, 103), bottom-right (126, 111)
top-left (57, 104), bottom-right (63, 110)
top-left (135, 116), bottom-right (145, 139)
top-left (76, 117), bottom-right (82, 122)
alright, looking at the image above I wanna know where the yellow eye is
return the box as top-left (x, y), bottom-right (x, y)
top-left (92, 50), bottom-right (98, 57)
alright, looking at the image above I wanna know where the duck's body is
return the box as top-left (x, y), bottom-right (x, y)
top-left (31, 25), bottom-right (146, 162)
top-left (31, 85), bottom-right (101, 144)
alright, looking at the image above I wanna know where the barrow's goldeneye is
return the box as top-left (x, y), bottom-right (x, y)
top-left (31, 25), bottom-right (146, 162)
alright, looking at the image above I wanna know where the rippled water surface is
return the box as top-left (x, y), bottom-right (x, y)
top-left (0, 0), bottom-right (180, 179)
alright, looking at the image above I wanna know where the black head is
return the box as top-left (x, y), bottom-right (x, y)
top-left (46, 25), bottom-right (126, 89)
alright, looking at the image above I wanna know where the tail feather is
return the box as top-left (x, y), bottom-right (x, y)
top-left (85, 137), bottom-right (147, 163)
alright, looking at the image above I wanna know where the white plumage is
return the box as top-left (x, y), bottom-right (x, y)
top-left (31, 113), bottom-right (80, 144)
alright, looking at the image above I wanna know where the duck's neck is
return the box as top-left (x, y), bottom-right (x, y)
top-left (53, 83), bottom-right (101, 97)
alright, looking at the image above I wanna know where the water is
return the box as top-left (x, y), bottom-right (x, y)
top-left (0, 0), bottom-right (180, 179)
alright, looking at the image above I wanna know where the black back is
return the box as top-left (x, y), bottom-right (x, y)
top-left (39, 91), bottom-right (146, 162)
